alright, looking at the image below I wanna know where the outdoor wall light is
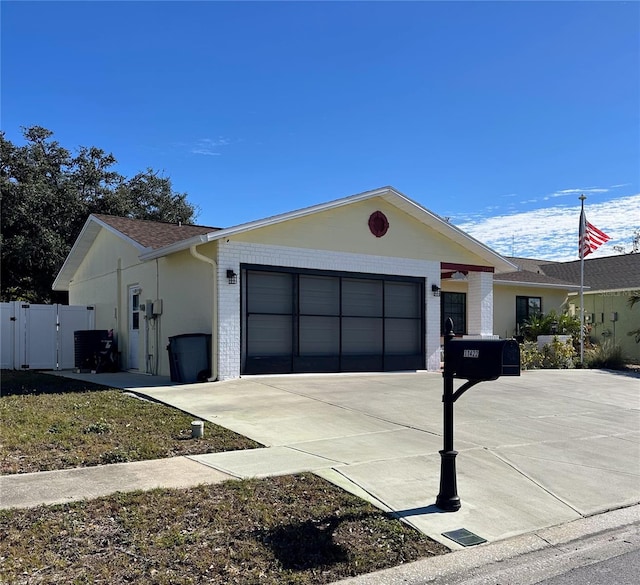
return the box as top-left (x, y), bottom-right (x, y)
top-left (226, 269), bottom-right (237, 284)
top-left (432, 284), bottom-right (441, 297)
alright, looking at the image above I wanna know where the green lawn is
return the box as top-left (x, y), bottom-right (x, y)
top-left (0, 371), bottom-right (449, 584)
top-left (0, 370), bottom-right (259, 474)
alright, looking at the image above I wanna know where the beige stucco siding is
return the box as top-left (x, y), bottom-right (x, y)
top-left (572, 291), bottom-right (640, 363)
top-left (161, 248), bottom-right (214, 338)
top-left (69, 229), bottom-right (214, 375)
top-left (234, 199), bottom-right (491, 267)
top-left (493, 284), bottom-right (568, 339)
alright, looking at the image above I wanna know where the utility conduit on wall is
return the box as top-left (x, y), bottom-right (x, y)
top-left (189, 244), bottom-right (218, 381)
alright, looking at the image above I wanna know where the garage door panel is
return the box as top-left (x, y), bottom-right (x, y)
top-left (384, 355), bottom-right (424, 371)
top-left (247, 314), bottom-right (292, 355)
top-left (293, 356), bottom-right (340, 373)
top-left (342, 317), bottom-right (383, 355)
top-left (385, 281), bottom-right (420, 318)
top-left (341, 355), bottom-right (384, 372)
top-left (245, 356), bottom-right (292, 374)
top-left (385, 318), bottom-right (421, 355)
top-left (299, 316), bottom-right (340, 355)
top-left (247, 271), bottom-right (292, 313)
top-left (299, 275), bottom-right (339, 315)
top-left (342, 279), bottom-right (382, 316)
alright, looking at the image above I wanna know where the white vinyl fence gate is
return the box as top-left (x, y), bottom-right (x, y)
top-left (1, 302), bottom-right (95, 370)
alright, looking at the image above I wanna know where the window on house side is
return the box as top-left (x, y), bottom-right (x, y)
top-left (516, 296), bottom-right (542, 328)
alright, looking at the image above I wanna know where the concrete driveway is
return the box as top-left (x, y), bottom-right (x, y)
top-left (135, 369), bottom-right (640, 548)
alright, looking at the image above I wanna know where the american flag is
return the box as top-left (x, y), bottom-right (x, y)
top-left (579, 208), bottom-right (610, 258)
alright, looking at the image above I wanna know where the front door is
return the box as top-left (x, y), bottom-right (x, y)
top-left (128, 286), bottom-right (141, 370)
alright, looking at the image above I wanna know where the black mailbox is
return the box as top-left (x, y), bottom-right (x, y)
top-left (446, 338), bottom-right (520, 381)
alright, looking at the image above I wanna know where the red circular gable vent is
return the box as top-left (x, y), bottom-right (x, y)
top-left (368, 211), bottom-right (389, 237)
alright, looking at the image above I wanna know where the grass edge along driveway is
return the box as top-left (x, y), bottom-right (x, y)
top-left (0, 371), bottom-right (449, 584)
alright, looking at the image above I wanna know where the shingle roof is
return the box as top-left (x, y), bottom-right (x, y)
top-left (539, 254), bottom-right (640, 291)
top-left (494, 270), bottom-right (578, 287)
top-left (504, 257), bottom-right (560, 274)
top-left (93, 214), bottom-right (219, 250)
top-left (506, 254), bottom-right (640, 291)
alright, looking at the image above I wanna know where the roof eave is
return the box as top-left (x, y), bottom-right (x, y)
top-left (568, 286), bottom-right (638, 295)
top-left (494, 279), bottom-right (584, 291)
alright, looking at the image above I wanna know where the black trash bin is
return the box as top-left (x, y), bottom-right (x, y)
top-left (167, 333), bottom-right (212, 383)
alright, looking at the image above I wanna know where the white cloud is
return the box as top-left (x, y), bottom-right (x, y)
top-left (549, 187), bottom-right (610, 198)
top-left (191, 137), bottom-right (231, 156)
top-left (456, 194), bottom-right (640, 261)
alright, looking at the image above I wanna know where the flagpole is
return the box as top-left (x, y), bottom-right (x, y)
top-left (579, 194), bottom-right (586, 365)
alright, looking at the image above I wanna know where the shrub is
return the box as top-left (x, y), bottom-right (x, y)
top-left (583, 341), bottom-right (626, 370)
top-left (540, 337), bottom-right (576, 369)
top-left (520, 337), bottom-right (577, 370)
top-left (522, 310), bottom-right (581, 342)
top-left (520, 341), bottom-right (544, 370)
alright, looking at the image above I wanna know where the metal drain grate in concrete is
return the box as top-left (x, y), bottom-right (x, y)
top-left (442, 528), bottom-right (487, 547)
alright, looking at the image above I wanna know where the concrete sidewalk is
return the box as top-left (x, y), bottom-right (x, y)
top-left (2, 369), bottom-right (639, 553)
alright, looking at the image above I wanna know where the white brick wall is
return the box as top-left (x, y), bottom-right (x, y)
top-left (467, 271), bottom-right (494, 336)
top-left (216, 240), bottom-right (442, 380)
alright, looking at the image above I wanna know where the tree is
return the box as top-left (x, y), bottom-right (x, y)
top-left (1, 126), bottom-right (198, 303)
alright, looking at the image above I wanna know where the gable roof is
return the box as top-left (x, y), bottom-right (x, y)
top-left (137, 186), bottom-right (518, 273)
top-left (53, 186), bottom-right (518, 291)
top-left (52, 215), bottom-right (218, 291)
top-left (92, 214), bottom-right (219, 250)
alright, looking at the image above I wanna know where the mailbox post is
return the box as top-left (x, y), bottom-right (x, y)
top-left (435, 318), bottom-right (521, 512)
top-left (435, 318), bottom-right (461, 511)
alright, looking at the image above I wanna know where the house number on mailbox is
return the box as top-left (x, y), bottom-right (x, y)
top-left (463, 349), bottom-right (479, 358)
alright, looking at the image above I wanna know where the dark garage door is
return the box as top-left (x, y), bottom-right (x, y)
top-left (243, 266), bottom-right (424, 374)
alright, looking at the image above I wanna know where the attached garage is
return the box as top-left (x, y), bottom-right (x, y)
top-left (54, 186), bottom-right (519, 381)
top-left (242, 266), bottom-right (424, 374)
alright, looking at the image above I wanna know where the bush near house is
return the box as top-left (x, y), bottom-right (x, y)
top-left (583, 341), bottom-right (626, 370)
top-left (519, 310), bottom-right (580, 370)
top-left (522, 310), bottom-right (581, 343)
top-left (520, 338), bottom-right (576, 370)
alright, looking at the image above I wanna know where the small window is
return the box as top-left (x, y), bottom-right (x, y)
top-left (131, 293), bottom-right (140, 331)
top-left (441, 292), bottom-right (466, 335)
top-left (516, 296), bottom-right (542, 328)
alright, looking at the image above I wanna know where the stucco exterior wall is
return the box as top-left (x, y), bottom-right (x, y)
top-left (493, 284), bottom-right (569, 339)
top-left (69, 229), bottom-right (214, 375)
top-left (216, 239), bottom-right (442, 380)
top-left (68, 229), bottom-right (143, 367)
top-left (237, 199), bottom-right (492, 267)
top-left (571, 291), bottom-right (640, 363)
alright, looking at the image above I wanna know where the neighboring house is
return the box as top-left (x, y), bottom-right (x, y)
top-left (492, 260), bottom-right (581, 339)
top-left (53, 187), bottom-right (519, 380)
top-left (503, 255), bottom-right (640, 363)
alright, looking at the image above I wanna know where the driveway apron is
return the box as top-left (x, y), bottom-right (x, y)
top-left (131, 370), bottom-right (640, 548)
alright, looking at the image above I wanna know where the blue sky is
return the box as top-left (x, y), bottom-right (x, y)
top-left (2, 1), bottom-right (639, 261)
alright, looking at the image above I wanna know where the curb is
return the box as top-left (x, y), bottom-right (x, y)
top-left (331, 504), bottom-right (640, 584)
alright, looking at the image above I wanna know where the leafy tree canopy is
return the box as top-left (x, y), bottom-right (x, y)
top-left (1, 126), bottom-right (198, 303)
